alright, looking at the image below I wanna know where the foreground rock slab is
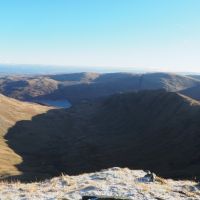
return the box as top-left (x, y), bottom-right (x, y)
top-left (82, 196), bottom-right (131, 200)
top-left (0, 167), bottom-right (200, 200)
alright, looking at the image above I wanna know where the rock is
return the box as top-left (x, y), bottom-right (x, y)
top-left (138, 171), bottom-right (156, 183)
top-left (144, 171), bottom-right (156, 182)
top-left (82, 196), bottom-right (131, 200)
top-left (195, 183), bottom-right (200, 190)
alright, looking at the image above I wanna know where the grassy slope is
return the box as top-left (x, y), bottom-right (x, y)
top-left (0, 94), bottom-right (51, 178)
top-left (53, 90), bottom-right (200, 179)
top-left (3, 90), bottom-right (200, 181)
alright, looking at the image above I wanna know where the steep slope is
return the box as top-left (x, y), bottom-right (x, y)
top-left (3, 90), bottom-right (200, 181)
top-left (58, 90), bottom-right (200, 179)
top-left (0, 72), bottom-right (199, 103)
top-left (180, 85), bottom-right (200, 101)
top-left (0, 94), bottom-right (51, 178)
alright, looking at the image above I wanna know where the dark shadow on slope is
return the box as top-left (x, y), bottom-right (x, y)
top-left (33, 77), bottom-right (142, 104)
top-left (4, 90), bottom-right (200, 182)
top-left (4, 105), bottom-right (129, 182)
top-left (181, 85), bottom-right (200, 101)
top-left (4, 108), bottom-right (74, 182)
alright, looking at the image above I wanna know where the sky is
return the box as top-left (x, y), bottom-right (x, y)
top-left (0, 0), bottom-right (200, 72)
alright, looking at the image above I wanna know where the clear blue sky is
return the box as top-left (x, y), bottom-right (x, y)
top-left (0, 0), bottom-right (200, 72)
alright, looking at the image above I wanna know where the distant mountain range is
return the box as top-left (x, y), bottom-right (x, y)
top-left (1, 72), bottom-right (200, 104)
top-left (1, 89), bottom-right (200, 181)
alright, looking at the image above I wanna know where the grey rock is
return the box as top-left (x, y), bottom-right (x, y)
top-left (82, 196), bottom-right (131, 200)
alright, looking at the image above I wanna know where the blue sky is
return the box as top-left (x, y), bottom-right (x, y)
top-left (0, 0), bottom-right (200, 72)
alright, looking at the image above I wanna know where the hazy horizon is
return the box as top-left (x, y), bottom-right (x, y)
top-left (0, 63), bottom-right (200, 75)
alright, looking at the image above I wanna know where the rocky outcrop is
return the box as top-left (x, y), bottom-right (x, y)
top-left (0, 167), bottom-right (199, 200)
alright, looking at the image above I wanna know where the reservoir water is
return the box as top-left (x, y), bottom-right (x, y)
top-left (35, 99), bottom-right (71, 108)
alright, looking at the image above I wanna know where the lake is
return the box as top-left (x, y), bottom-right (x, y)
top-left (35, 99), bottom-right (71, 108)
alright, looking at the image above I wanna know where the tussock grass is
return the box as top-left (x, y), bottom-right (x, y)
top-left (0, 94), bottom-right (51, 178)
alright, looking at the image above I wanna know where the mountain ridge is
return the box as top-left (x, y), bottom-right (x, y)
top-left (0, 72), bottom-right (199, 103)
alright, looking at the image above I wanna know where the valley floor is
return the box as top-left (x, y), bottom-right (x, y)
top-left (0, 167), bottom-right (200, 200)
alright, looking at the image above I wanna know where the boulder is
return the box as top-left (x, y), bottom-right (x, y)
top-left (138, 171), bottom-right (157, 183)
top-left (144, 171), bottom-right (156, 182)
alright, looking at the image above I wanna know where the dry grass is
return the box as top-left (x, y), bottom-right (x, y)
top-left (0, 94), bottom-right (51, 178)
top-left (155, 176), bottom-right (167, 185)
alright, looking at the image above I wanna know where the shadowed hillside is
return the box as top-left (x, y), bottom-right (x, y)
top-left (4, 109), bottom-right (72, 181)
top-left (189, 75), bottom-right (200, 80)
top-left (3, 90), bottom-right (200, 181)
top-left (0, 94), bottom-right (51, 178)
top-left (181, 85), bottom-right (200, 101)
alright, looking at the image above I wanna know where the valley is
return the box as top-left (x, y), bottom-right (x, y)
top-left (1, 84), bottom-right (200, 181)
top-left (2, 1), bottom-right (200, 198)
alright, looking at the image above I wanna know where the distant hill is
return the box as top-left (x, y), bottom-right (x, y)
top-left (0, 75), bottom-right (59, 100)
top-left (188, 75), bottom-right (200, 80)
top-left (0, 72), bottom-right (199, 103)
top-left (2, 90), bottom-right (200, 181)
